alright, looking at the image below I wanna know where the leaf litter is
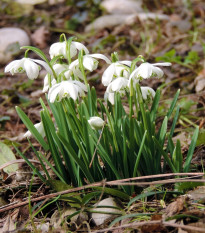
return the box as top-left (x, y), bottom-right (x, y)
top-left (0, 0), bottom-right (205, 232)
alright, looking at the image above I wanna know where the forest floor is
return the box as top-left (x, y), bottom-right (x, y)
top-left (0, 0), bottom-right (205, 232)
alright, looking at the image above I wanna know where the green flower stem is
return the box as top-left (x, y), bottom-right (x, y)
top-left (78, 50), bottom-right (88, 86)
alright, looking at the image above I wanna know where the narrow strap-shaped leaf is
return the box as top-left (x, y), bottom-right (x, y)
top-left (110, 213), bottom-right (152, 227)
top-left (27, 138), bottom-right (50, 180)
top-left (128, 190), bottom-right (182, 207)
top-left (167, 89), bottom-right (180, 119)
top-left (152, 136), bottom-right (177, 173)
top-left (184, 127), bottom-right (199, 172)
top-left (41, 111), bottom-right (68, 182)
top-left (133, 130), bottom-right (147, 178)
top-left (16, 106), bottom-right (48, 151)
top-left (176, 140), bottom-right (183, 172)
top-left (58, 135), bottom-right (95, 183)
top-left (13, 144), bottom-right (47, 183)
top-left (150, 89), bottom-right (161, 121)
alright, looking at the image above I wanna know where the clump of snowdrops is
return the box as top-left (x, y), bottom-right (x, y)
top-left (5, 34), bottom-right (199, 195)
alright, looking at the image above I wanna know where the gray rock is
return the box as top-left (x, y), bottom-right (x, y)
top-left (85, 14), bottom-right (137, 32)
top-left (101, 0), bottom-right (143, 14)
top-left (0, 27), bottom-right (30, 65)
top-left (85, 13), bottom-right (169, 32)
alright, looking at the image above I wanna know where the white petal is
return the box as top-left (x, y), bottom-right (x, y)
top-left (89, 54), bottom-right (111, 64)
top-left (119, 60), bottom-right (132, 67)
top-left (88, 116), bottom-right (105, 130)
top-left (5, 60), bottom-right (20, 73)
top-left (107, 77), bottom-right (128, 92)
top-left (48, 83), bottom-right (61, 103)
top-left (73, 67), bottom-right (84, 80)
top-left (72, 41), bottom-right (89, 54)
top-left (153, 62), bottom-right (172, 66)
top-left (104, 91), bottom-right (115, 105)
top-left (24, 59), bottom-right (40, 80)
top-left (152, 66), bottom-right (164, 78)
top-left (53, 63), bottom-right (69, 75)
top-left (73, 80), bottom-right (87, 92)
top-left (140, 86), bottom-right (155, 100)
top-left (138, 63), bottom-right (153, 79)
top-left (102, 64), bottom-right (115, 86)
top-left (33, 59), bottom-right (52, 74)
top-left (66, 83), bottom-right (78, 100)
top-left (49, 42), bottom-right (66, 58)
top-left (83, 56), bottom-right (97, 71)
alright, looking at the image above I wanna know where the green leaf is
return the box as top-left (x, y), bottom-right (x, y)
top-left (93, 187), bottom-right (130, 201)
top-left (128, 191), bottom-right (182, 207)
top-left (16, 106), bottom-right (49, 151)
top-left (0, 142), bottom-right (18, 174)
top-left (49, 180), bottom-right (82, 207)
top-left (152, 136), bottom-right (177, 173)
top-left (184, 127), bottom-right (199, 172)
top-left (167, 89), bottom-right (180, 119)
top-left (13, 144), bottom-right (46, 183)
top-left (109, 213), bottom-right (152, 227)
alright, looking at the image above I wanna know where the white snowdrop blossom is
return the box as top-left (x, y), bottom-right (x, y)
top-left (129, 62), bottom-right (171, 82)
top-left (140, 87), bottom-right (156, 100)
top-left (48, 80), bottom-right (87, 103)
top-left (24, 122), bottom-right (45, 138)
top-left (49, 41), bottom-right (89, 59)
top-left (106, 77), bottom-right (128, 93)
top-left (102, 61), bottom-right (131, 86)
top-left (88, 116), bottom-right (105, 130)
top-left (43, 64), bottom-right (69, 92)
top-left (104, 91), bottom-right (115, 105)
top-left (64, 54), bottom-right (111, 80)
top-left (5, 58), bottom-right (52, 80)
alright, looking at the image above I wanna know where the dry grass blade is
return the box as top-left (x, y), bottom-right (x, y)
top-left (0, 172), bottom-right (204, 213)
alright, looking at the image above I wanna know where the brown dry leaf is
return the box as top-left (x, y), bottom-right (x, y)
top-left (31, 26), bottom-right (49, 49)
top-left (188, 186), bottom-right (205, 203)
top-left (186, 220), bottom-right (205, 233)
top-left (194, 69), bottom-right (205, 93)
top-left (141, 215), bottom-right (167, 233)
top-left (164, 196), bottom-right (186, 218)
top-left (1, 215), bottom-right (16, 232)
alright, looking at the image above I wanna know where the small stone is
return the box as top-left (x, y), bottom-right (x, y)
top-left (0, 27), bottom-right (30, 64)
top-left (101, 0), bottom-right (143, 15)
top-left (85, 14), bottom-right (137, 32)
top-left (91, 197), bottom-right (122, 226)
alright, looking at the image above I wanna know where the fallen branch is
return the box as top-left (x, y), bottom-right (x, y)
top-left (0, 172), bottom-right (204, 213)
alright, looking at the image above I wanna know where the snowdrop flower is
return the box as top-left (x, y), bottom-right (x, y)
top-left (49, 41), bottom-right (89, 59)
top-left (64, 54), bottom-right (111, 80)
top-left (43, 64), bottom-right (69, 92)
top-left (5, 58), bottom-right (52, 80)
top-left (140, 87), bottom-right (156, 100)
top-left (104, 91), bottom-right (115, 105)
top-left (129, 62), bottom-right (171, 82)
top-left (106, 77), bottom-right (128, 93)
top-left (102, 61), bottom-right (131, 86)
top-left (88, 116), bottom-right (105, 130)
top-left (48, 80), bottom-right (87, 103)
top-left (24, 122), bottom-right (45, 138)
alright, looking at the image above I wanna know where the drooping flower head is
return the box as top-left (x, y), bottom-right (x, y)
top-left (129, 62), bottom-right (171, 82)
top-left (43, 63), bottom-right (69, 92)
top-left (24, 122), bottom-right (45, 138)
top-left (48, 80), bottom-right (87, 103)
top-left (49, 41), bottom-right (89, 59)
top-left (5, 58), bottom-right (52, 80)
top-left (102, 61), bottom-right (131, 86)
top-left (88, 116), bottom-right (105, 130)
top-left (64, 54), bottom-right (111, 80)
top-left (140, 86), bottom-right (156, 100)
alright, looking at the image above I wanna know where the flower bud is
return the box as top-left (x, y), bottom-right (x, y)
top-left (88, 116), bottom-right (105, 130)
